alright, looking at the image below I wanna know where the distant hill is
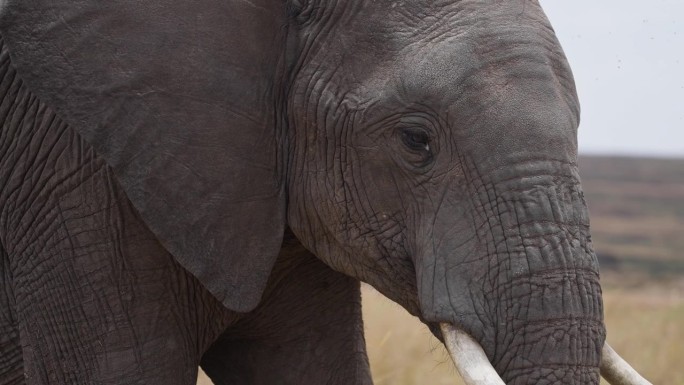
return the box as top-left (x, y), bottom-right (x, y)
top-left (578, 155), bottom-right (684, 283)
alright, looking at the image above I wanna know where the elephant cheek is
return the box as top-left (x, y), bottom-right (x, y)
top-left (414, 227), bottom-right (481, 326)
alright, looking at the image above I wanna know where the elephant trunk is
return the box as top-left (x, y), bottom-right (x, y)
top-left (418, 162), bottom-right (606, 384)
top-left (439, 325), bottom-right (653, 385)
top-left (423, 162), bottom-right (654, 385)
top-left (482, 173), bottom-right (604, 384)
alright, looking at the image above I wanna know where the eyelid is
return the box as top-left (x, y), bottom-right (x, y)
top-left (398, 111), bottom-right (442, 133)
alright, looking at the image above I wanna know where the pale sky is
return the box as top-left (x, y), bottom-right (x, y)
top-left (539, 0), bottom-right (684, 158)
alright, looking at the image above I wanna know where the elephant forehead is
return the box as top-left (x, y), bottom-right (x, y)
top-left (320, 1), bottom-right (572, 112)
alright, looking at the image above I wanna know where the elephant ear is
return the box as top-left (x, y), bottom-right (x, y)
top-left (0, 0), bottom-right (289, 312)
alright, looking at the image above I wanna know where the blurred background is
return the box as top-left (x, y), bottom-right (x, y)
top-left (200, 1), bottom-right (683, 384)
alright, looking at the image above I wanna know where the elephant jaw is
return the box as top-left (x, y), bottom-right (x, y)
top-left (439, 323), bottom-right (653, 385)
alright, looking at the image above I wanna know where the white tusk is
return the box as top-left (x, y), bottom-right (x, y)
top-left (440, 323), bottom-right (506, 385)
top-left (600, 343), bottom-right (653, 385)
top-left (441, 325), bottom-right (653, 385)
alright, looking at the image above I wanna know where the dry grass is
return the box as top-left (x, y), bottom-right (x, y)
top-left (198, 283), bottom-right (683, 384)
top-left (601, 284), bottom-right (684, 385)
top-left (361, 288), bottom-right (459, 385)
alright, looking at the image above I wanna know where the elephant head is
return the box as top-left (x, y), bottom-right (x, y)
top-left (0, 0), bottom-right (650, 384)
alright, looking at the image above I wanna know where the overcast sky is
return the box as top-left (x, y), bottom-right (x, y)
top-left (539, 0), bottom-right (684, 158)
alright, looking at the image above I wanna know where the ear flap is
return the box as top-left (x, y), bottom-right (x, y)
top-left (0, 0), bottom-right (289, 312)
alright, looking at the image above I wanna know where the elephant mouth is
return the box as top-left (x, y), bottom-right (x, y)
top-left (439, 323), bottom-right (652, 385)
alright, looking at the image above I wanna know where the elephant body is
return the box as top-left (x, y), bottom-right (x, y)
top-left (0, 37), bottom-right (370, 383)
top-left (0, 0), bottom-right (617, 384)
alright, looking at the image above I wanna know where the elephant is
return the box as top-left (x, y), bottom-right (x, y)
top-left (0, 0), bottom-right (652, 384)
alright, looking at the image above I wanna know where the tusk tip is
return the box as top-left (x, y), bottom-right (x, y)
top-left (600, 343), bottom-right (653, 385)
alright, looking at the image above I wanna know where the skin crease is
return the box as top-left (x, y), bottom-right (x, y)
top-left (0, 1), bottom-right (605, 385)
top-left (0, 243), bottom-right (22, 385)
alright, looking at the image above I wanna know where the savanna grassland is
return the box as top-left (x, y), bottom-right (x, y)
top-left (198, 155), bottom-right (684, 385)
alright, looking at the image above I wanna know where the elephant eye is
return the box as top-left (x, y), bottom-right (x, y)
top-left (398, 127), bottom-right (434, 168)
top-left (401, 128), bottom-right (431, 152)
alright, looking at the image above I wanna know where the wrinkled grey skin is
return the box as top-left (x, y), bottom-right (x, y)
top-left (0, 0), bottom-right (605, 384)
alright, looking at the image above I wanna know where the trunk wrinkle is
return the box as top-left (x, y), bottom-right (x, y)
top-left (454, 158), bottom-right (605, 384)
